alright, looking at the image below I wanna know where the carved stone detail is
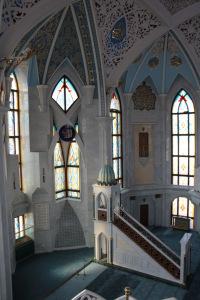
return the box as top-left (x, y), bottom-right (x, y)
top-left (132, 82), bottom-right (156, 110)
top-left (159, 0), bottom-right (200, 14)
top-left (178, 15), bottom-right (200, 57)
top-left (1, 0), bottom-right (41, 34)
top-left (94, 0), bottom-right (161, 70)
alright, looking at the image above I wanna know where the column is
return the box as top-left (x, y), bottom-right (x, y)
top-left (80, 85), bottom-right (98, 247)
top-left (158, 94), bottom-right (168, 184)
top-left (97, 116), bottom-right (113, 167)
top-left (123, 93), bottom-right (132, 188)
top-left (196, 89), bottom-right (200, 168)
top-left (0, 106), bottom-right (13, 300)
top-left (94, 234), bottom-right (99, 260)
top-left (107, 237), bottom-right (113, 264)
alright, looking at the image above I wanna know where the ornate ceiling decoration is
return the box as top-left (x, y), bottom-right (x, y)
top-left (159, 0), bottom-right (200, 14)
top-left (178, 15), bottom-right (200, 57)
top-left (46, 7), bottom-right (86, 84)
top-left (1, 0), bottom-right (41, 34)
top-left (94, 0), bottom-right (161, 71)
top-left (28, 10), bottom-right (62, 82)
top-left (73, 0), bottom-right (97, 86)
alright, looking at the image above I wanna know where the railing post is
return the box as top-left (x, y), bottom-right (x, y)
top-left (180, 233), bottom-right (192, 284)
top-left (124, 287), bottom-right (131, 300)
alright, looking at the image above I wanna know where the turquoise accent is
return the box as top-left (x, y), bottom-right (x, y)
top-left (97, 165), bottom-right (117, 186)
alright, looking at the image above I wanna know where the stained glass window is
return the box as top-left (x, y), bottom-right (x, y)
top-left (110, 91), bottom-right (123, 184)
top-left (171, 197), bottom-right (194, 229)
top-left (52, 76), bottom-right (78, 112)
top-left (172, 90), bottom-right (195, 186)
top-left (8, 73), bottom-right (23, 189)
top-left (54, 141), bottom-right (66, 199)
top-left (66, 140), bottom-right (80, 198)
top-left (54, 122), bottom-right (80, 200)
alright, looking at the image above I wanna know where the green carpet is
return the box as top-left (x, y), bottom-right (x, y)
top-left (12, 247), bottom-right (94, 300)
top-left (86, 268), bottom-right (140, 300)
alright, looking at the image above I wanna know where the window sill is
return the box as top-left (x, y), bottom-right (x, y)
top-left (56, 196), bottom-right (81, 203)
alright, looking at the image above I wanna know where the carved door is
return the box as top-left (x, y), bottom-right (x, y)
top-left (140, 204), bottom-right (149, 227)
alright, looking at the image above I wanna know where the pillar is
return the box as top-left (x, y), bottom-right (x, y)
top-left (158, 94), bottom-right (168, 184)
top-left (0, 106), bottom-right (13, 300)
top-left (97, 116), bottom-right (113, 167)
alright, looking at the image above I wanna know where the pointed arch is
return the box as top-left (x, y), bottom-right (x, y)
top-left (110, 90), bottom-right (123, 185)
top-left (171, 197), bottom-right (194, 229)
top-left (54, 141), bottom-right (66, 199)
top-left (52, 75), bottom-right (78, 112)
top-left (8, 72), bottom-right (23, 190)
top-left (171, 89), bottom-right (195, 186)
top-left (66, 139), bottom-right (80, 198)
top-left (97, 192), bottom-right (107, 209)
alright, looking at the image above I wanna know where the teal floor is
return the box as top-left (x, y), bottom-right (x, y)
top-left (12, 247), bottom-right (94, 300)
top-left (12, 229), bottom-right (200, 300)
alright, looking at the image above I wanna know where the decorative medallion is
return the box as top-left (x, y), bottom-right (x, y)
top-left (59, 125), bottom-right (75, 142)
top-left (109, 17), bottom-right (126, 45)
top-left (132, 82), bottom-right (156, 110)
top-left (170, 55), bottom-right (182, 66)
top-left (148, 56), bottom-right (159, 68)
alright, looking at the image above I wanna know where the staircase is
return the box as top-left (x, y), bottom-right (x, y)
top-left (113, 208), bottom-right (181, 280)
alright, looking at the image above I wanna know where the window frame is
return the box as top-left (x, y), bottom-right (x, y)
top-left (14, 215), bottom-right (25, 239)
top-left (171, 197), bottom-right (194, 229)
top-left (51, 75), bottom-right (79, 113)
top-left (66, 139), bottom-right (80, 199)
top-left (110, 89), bottom-right (123, 185)
top-left (54, 140), bottom-right (66, 200)
top-left (171, 89), bottom-right (195, 186)
top-left (8, 72), bottom-right (23, 190)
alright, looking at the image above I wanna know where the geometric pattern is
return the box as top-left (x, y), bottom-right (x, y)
top-left (160, 0), bottom-right (200, 14)
top-left (94, 0), bottom-right (161, 71)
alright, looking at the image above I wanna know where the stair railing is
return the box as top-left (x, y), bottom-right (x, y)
top-left (113, 209), bottom-right (180, 279)
top-left (116, 207), bottom-right (180, 265)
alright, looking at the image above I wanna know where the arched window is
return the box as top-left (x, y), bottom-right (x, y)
top-left (53, 123), bottom-right (80, 200)
top-left (8, 73), bottom-right (23, 189)
top-left (52, 76), bottom-right (78, 112)
top-left (172, 89), bottom-right (195, 186)
top-left (172, 197), bottom-right (194, 229)
top-left (66, 140), bottom-right (80, 198)
top-left (110, 91), bottom-right (123, 184)
top-left (54, 141), bottom-right (66, 200)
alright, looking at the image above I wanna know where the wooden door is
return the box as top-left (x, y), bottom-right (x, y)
top-left (140, 204), bottom-right (149, 227)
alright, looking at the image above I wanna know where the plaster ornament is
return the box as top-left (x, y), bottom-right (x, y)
top-left (132, 82), bottom-right (156, 110)
top-left (159, 0), bottom-right (200, 14)
top-left (167, 36), bottom-right (179, 54)
top-left (148, 56), bottom-right (159, 68)
top-left (94, 0), bottom-right (161, 69)
top-left (178, 15), bottom-right (200, 58)
top-left (151, 36), bottom-right (165, 55)
top-left (170, 55), bottom-right (182, 67)
top-left (1, 0), bottom-right (41, 34)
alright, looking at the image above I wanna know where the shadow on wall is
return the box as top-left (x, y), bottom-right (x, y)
top-left (55, 201), bottom-right (85, 248)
